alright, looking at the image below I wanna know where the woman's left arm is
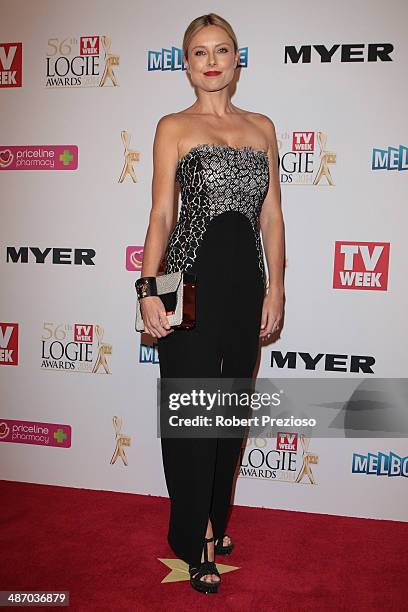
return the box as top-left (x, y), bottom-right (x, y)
top-left (258, 115), bottom-right (285, 338)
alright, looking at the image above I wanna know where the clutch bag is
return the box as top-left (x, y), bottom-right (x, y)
top-left (135, 270), bottom-right (196, 332)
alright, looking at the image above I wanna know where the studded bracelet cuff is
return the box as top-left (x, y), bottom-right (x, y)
top-left (136, 276), bottom-right (157, 299)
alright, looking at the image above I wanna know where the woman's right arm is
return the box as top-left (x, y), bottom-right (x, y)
top-left (139, 114), bottom-right (180, 339)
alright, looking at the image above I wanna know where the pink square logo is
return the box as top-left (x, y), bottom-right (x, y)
top-left (126, 246), bottom-right (144, 271)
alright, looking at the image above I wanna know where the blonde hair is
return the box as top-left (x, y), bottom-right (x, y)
top-left (182, 13), bottom-right (238, 60)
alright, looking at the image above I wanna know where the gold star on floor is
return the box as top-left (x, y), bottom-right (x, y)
top-left (158, 558), bottom-right (240, 583)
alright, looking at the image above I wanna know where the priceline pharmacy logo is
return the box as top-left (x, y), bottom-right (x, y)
top-left (352, 451), bottom-right (408, 477)
top-left (0, 418), bottom-right (71, 447)
top-left (0, 145), bottom-right (78, 170)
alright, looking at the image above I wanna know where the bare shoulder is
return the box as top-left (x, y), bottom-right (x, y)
top-left (155, 110), bottom-right (202, 161)
top-left (249, 112), bottom-right (276, 136)
top-left (155, 112), bottom-right (182, 138)
top-left (234, 108), bottom-right (277, 149)
top-left (152, 113), bottom-right (185, 167)
top-left (246, 112), bottom-right (278, 156)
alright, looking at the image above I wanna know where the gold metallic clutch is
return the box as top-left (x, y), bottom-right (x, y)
top-left (135, 271), bottom-right (196, 332)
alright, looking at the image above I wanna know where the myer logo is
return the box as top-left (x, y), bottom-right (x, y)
top-left (270, 352), bottom-right (375, 373)
top-left (284, 43), bottom-right (394, 63)
top-left (6, 247), bottom-right (96, 265)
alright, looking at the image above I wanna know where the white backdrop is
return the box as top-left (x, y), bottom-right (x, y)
top-left (1, 0), bottom-right (407, 522)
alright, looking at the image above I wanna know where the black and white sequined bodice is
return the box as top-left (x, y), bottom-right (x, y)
top-left (163, 143), bottom-right (270, 288)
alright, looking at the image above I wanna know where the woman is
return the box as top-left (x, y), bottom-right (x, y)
top-left (137, 13), bottom-right (285, 594)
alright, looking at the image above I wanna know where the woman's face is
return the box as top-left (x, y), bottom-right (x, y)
top-left (185, 25), bottom-right (238, 92)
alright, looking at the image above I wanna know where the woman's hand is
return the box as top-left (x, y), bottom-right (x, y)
top-left (259, 288), bottom-right (284, 339)
top-left (139, 296), bottom-right (174, 338)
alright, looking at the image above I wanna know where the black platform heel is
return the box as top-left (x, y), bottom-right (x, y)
top-left (215, 533), bottom-right (234, 555)
top-left (188, 536), bottom-right (221, 594)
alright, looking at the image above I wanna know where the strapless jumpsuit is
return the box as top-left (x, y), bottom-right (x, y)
top-left (157, 143), bottom-right (270, 567)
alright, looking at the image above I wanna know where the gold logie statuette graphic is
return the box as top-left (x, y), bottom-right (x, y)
top-left (99, 35), bottom-right (119, 87)
top-left (119, 131), bottom-right (141, 183)
top-left (110, 416), bottom-right (131, 465)
top-left (313, 131), bottom-right (336, 186)
top-left (295, 434), bottom-right (319, 484)
top-left (92, 325), bottom-right (112, 374)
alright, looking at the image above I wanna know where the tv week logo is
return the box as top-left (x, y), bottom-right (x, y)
top-left (0, 42), bottom-right (22, 87)
top-left (292, 132), bottom-right (315, 152)
top-left (80, 37), bottom-right (100, 55)
top-left (0, 323), bottom-right (19, 365)
top-left (333, 241), bottom-right (390, 290)
top-left (74, 324), bottom-right (93, 342)
top-left (276, 432), bottom-right (298, 451)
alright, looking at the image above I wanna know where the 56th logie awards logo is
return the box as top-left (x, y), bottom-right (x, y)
top-left (278, 131), bottom-right (337, 186)
top-left (240, 432), bottom-right (319, 484)
top-left (45, 35), bottom-right (119, 88)
top-left (41, 323), bottom-right (112, 373)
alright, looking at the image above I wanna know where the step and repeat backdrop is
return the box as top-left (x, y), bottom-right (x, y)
top-left (1, 0), bottom-right (407, 522)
